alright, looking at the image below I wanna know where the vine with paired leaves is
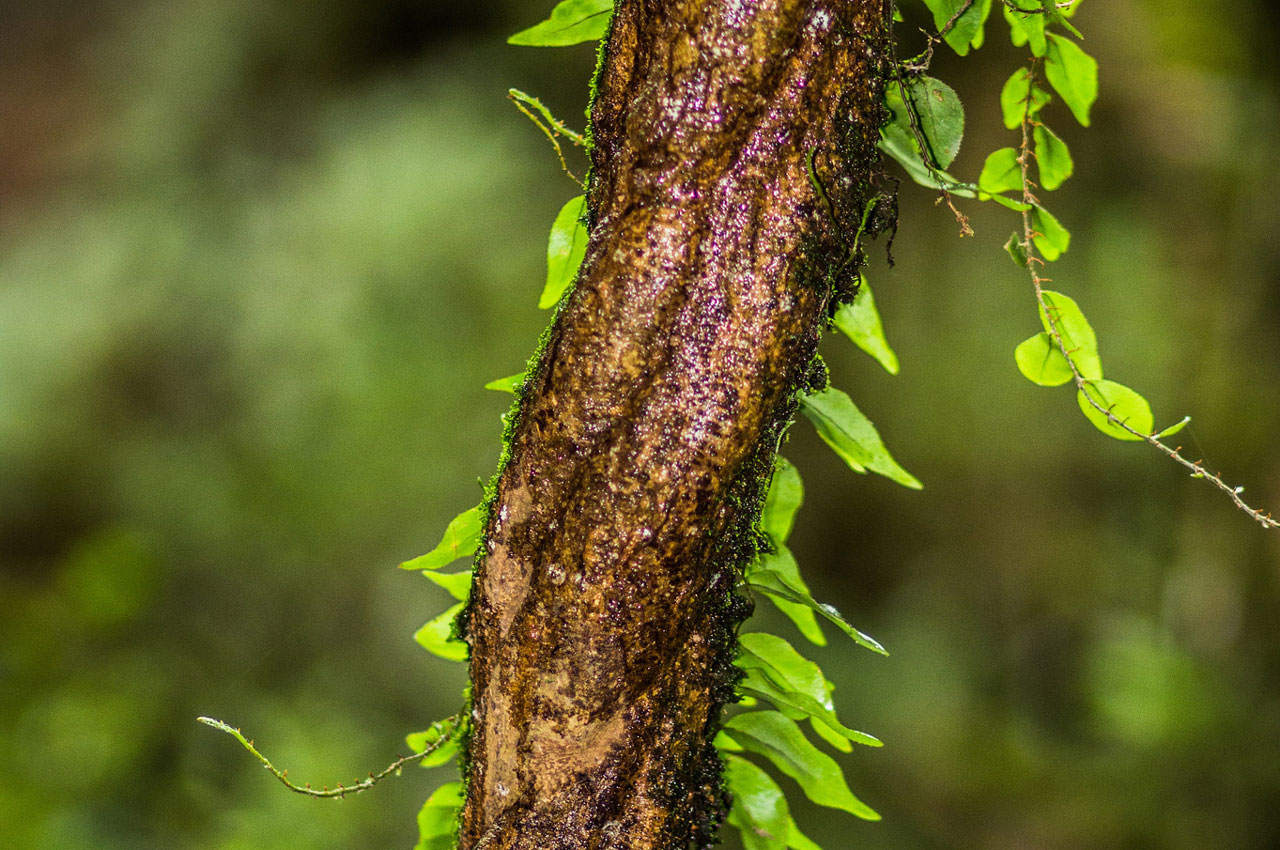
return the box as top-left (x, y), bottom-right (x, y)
top-left (199, 2), bottom-right (1277, 849)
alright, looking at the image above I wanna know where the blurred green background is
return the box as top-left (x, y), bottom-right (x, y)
top-left (1, 1), bottom-right (1278, 848)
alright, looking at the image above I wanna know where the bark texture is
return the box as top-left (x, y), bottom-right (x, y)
top-left (461, 1), bottom-right (890, 847)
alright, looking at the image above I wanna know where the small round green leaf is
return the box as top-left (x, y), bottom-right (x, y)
top-left (1077, 380), bottom-right (1154, 441)
top-left (1037, 290), bottom-right (1101, 380)
top-left (1033, 124), bottom-right (1074, 191)
top-left (1000, 68), bottom-right (1050, 129)
top-left (978, 147), bottom-right (1022, 195)
top-left (1032, 206), bottom-right (1071, 261)
top-left (1014, 332), bottom-right (1073, 386)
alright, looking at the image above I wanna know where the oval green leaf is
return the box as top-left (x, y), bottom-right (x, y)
top-left (978, 147), bottom-right (1022, 195)
top-left (1000, 67), bottom-right (1051, 129)
top-left (541, 195), bottom-right (589, 309)
top-left (1015, 332), bottom-right (1073, 386)
top-left (1038, 290), bottom-right (1100, 380)
top-left (1032, 205), bottom-right (1071, 261)
top-left (1077, 379), bottom-right (1154, 441)
top-left (906, 76), bottom-right (965, 169)
top-left (922, 0), bottom-right (994, 56)
top-left (1033, 124), bottom-right (1074, 190)
top-left (413, 781), bottom-right (463, 850)
top-left (414, 602), bottom-right (468, 662)
top-left (1044, 33), bottom-right (1099, 126)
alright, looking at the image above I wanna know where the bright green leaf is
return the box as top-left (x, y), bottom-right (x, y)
top-left (1044, 33), bottom-right (1099, 126)
top-left (424, 570), bottom-right (472, 602)
top-left (723, 712), bottom-right (880, 821)
top-left (405, 719), bottom-right (462, 769)
top-left (922, 0), bottom-right (994, 55)
top-left (833, 279), bottom-right (899, 375)
top-left (484, 373), bottom-right (525, 393)
top-left (724, 755), bottom-right (790, 850)
top-left (414, 602), bottom-right (468, 662)
top-left (1038, 290), bottom-right (1101, 379)
top-left (1015, 332), bottom-right (1073, 387)
top-left (762, 457), bottom-right (804, 545)
top-left (1157, 416), bottom-right (1191, 438)
top-left (748, 563), bottom-right (887, 656)
top-left (1077, 380), bottom-right (1154, 441)
top-left (1000, 68), bottom-right (1051, 129)
top-left (412, 781), bottom-right (463, 850)
top-left (906, 76), bottom-right (965, 169)
top-left (748, 548), bottom-right (826, 647)
top-left (978, 147), bottom-right (1022, 195)
top-left (400, 507), bottom-right (483, 571)
top-left (1032, 205), bottom-right (1071, 261)
top-left (1034, 124), bottom-right (1074, 190)
top-left (1003, 3), bottom-right (1047, 56)
top-left (541, 195), bottom-right (589, 309)
top-left (508, 0), bottom-right (612, 47)
top-left (986, 192), bottom-right (1032, 211)
top-left (800, 388), bottom-right (922, 490)
top-left (738, 633), bottom-right (882, 749)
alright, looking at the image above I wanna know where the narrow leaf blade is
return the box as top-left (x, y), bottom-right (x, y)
top-left (800, 388), bottom-right (922, 490)
top-left (508, 0), bottom-right (613, 47)
top-left (401, 507), bottom-right (483, 571)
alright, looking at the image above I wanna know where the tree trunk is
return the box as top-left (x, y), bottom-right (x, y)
top-left (460, 1), bottom-right (891, 847)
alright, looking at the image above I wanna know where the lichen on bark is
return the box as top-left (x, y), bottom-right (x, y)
top-left (460, 2), bottom-right (892, 848)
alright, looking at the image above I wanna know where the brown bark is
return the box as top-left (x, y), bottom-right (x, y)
top-left (460, 1), bottom-right (891, 848)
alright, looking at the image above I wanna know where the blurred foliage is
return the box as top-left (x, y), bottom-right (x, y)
top-left (0, 1), bottom-right (1278, 849)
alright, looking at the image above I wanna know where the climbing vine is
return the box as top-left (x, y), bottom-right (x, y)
top-left (201, 2), bottom-right (1277, 848)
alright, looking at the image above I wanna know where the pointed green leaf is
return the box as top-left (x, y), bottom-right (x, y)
top-left (485, 373), bottom-right (525, 394)
top-left (540, 195), bottom-right (589, 309)
top-left (1003, 3), bottom-right (1047, 56)
top-left (1015, 332), bottom-right (1073, 387)
top-left (748, 564), bottom-right (887, 656)
top-left (748, 548), bottom-right (826, 646)
top-left (1034, 124), bottom-right (1074, 190)
top-left (1038, 290), bottom-right (1100, 379)
top-left (414, 602), bottom-right (468, 662)
top-left (723, 712), bottom-right (880, 821)
top-left (833, 279), bottom-right (899, 375)
top-left (1000, 68), bottom-right (1051, 129)
top-left (1077, 379), bottom-right (1154, 441)
top-left (922, 0), bottom-right (994, 55)
top-left (738, 633), bottom-right (882, 749)
top-left (508, 0), bottom-right (612, 47)
top-left (401, 507), bottom-right (483, 571)
top-left (762, 457), bottom-right (805, 545)
top-left (424, 570), bottom-right (472, 602)
top-left (905, 76), bottom-right (965, 169)
top-left (800, 388), bottom-right (922, 490)
top-left (1044, 33), bottom-right (1099, 126)
top-left (1004, 232), bottom-right (1028, 267)
top-left (1032, 206), bottom-right (1071, 261)
top-left (978, 147), bottom-right (1022, 195)
top-left (405, 719), bottom-right (462, 769)
top-left (986, 193), bottom-right (1032, 211)
top-left (1156, 416), bottom-right (1191, 439)
top-left (413, 781), bottom-right (463, 850)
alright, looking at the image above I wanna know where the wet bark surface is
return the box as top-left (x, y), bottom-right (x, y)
top-left (460, 1), bottom-right (891, 848)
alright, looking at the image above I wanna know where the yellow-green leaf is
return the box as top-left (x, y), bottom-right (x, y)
top-left (978, 147), bottom-right (1022, 195)
top-left (833, 279), bottom-right (899, 375)
top-left (1034, 124), bottom-right (1074, 190)
top-left (1077, 380), bottom-right (1153, 441)
top-left (540, 195), bottom-right (589, 309)
top-left (1044, 33), bottom-right (1099, 126)
top-left (800, 388), bottom-right (922, 490)
top-left (1015, 332), bottom-right (1073, 386)
top-left (508, 0), bottom-right (612, 47)
top-left (400, 507), bottom-right (483, 571)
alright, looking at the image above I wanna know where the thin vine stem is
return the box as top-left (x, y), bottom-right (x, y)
top-left (1013, 60), bottom-right (1279, 530)
top-left (197, 714), bottom-right (461, 798)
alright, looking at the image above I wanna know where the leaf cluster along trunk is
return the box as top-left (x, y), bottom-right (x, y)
top-left (461, 2), bottom-right (891, 848)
